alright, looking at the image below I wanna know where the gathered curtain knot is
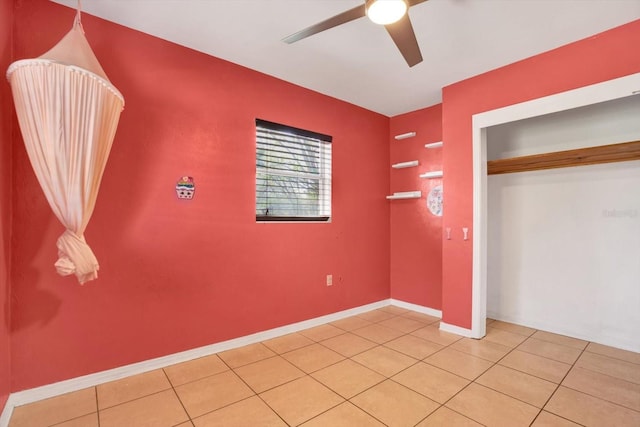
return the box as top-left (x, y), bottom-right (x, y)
top-left (55, 229), bottom-right (99, 284)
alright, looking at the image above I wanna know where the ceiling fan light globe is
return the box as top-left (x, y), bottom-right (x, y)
top-left (366, 0), bottom-right (408, 25)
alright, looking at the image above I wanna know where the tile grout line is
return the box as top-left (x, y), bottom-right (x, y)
top-left (47, 410), bottom-right (99, 427)
top-left (472, 364), bottom-right (560, 411)
top-left (342, 324), bottom-right (428, 427)
top-left (160, 368), bottom-right (192, 425)
top-left (94, 387), bottom-right (100, 427)
top-left (581, 348), bottom-right (640, 366)
top-left (169, 353), bottom-right (266, 424)
top-left (552, 368), bottom-right (640, 414)
top-left (493, 326), bottom-right (640, 366)
top-left (529, 342), bottom-right (591, 426)
top-left (303, 311), bottom-right (443, 426)
top-left (409, 332), bottom-right (487, 424)
top-left (449, 327), bottom-right (571, 414)
top-left (93, 385), bottom-right (174, 412)
top-left (252, 393), bottom-right (291, 426)
top-left (571, 354), bottom-right (640, 382)
top-left (530, 411), bottom-right (587, 427)
top-left (527, 331), bottom-right (590, 350)
top-left (379, 314), bottom-right (502, 426)
top-left (474, 325), bottom-right (583, 426)
top-left (179, 353), bottom-right (268, 424)
top-left (412, 405), bottom-right (487, 427)
top-left (339, 314), bottom-right (466, 426)
top-left (486, 337), bottom-right (576, 385)
top-left (512, 344), bottom-right (582, 366)
top-left (252, 365), bottom-right (346, 426)
top-left (480, 327), bottom-right (555, 424)
top-left (429, 323), bottom-right (544, 424)
top-left (223, 354), bottom-right (293, 427)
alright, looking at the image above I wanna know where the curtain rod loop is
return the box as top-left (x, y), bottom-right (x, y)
top-left (73, 0), bottom-right (84, 32)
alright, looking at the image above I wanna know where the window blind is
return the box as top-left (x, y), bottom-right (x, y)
top-left (256, 119), bottom-right (332, 221)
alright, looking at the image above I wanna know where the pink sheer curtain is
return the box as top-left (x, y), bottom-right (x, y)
top-left (6, 13), bottom-right (124, 284)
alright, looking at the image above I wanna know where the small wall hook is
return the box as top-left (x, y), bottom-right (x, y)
top-left (462, 227), bottom-right (469, 241)
top-left (446, 228), bottom-right (451, 240)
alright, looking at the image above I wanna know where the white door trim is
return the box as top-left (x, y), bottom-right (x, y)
top-left (471, 72), bottom-right (640, 338)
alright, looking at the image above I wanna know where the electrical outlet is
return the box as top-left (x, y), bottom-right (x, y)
top-left (326, 274), bottom-right (333, 286)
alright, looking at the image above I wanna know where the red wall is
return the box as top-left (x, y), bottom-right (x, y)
top-left (389, 106), bottom-right (442, 308)
top-left (10, 0), bottom-right (390, 391)
top-left (441, 19), bottom-right (640, 328)
top-left (0, 0), bottom-right (13, 411)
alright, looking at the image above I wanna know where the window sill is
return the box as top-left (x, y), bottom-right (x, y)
top-left (256, 215), bottom-right (331, 223)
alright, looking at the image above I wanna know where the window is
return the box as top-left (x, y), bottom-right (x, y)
top-left (256, 119), bottom-right (332, 222)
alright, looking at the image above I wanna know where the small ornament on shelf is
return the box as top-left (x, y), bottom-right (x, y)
top-left (427, 185), bottom-right (443, 216)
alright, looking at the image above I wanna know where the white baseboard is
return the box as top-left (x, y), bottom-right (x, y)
top-left (389, 299), bottom-right (442, 318)
top-left (487, 311), bottom-right (640, 353)
top-left (439, 321), bottom-right (474, 338)
top-left (0, 299), bottom-right (391, 426)
top-left (389, 300), bottom-right (474, 339)
top-left (0, 395), bottom-right (16, 427)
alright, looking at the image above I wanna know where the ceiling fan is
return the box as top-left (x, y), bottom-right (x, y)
top-left (283, 0), bottom-right (428, 67)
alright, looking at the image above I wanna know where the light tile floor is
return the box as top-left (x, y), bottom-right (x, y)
top-left (8, 306), bottom-right (640, 426)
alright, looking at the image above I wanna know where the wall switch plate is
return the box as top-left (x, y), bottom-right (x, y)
top-left (326, 274), bottom-right (333, 286)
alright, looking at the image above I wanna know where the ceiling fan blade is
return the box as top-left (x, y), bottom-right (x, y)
top-left (407, 0), bottom-right (429, 6)
top-left (385, 14), bottom-right (423, 67)
top-left (282, 4), bottom-right (366, 44)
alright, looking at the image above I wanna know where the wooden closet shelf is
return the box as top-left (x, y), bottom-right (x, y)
top-left (487, 140), bottom-right (640, 175)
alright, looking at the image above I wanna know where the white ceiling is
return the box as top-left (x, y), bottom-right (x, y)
top-left (52, 0), bottom-right (640, 116)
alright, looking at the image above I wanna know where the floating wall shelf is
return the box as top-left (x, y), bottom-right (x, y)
top-left (425, 141), bottom-right (443, 149)
top-left (419, 171), bottom-right (443, 179)
top-left (391, 160), bottom-right (419, 169)
top-left (394, 132), bottom-right (416, 140)
top-left (386, 191), bottom-right (422, 200)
